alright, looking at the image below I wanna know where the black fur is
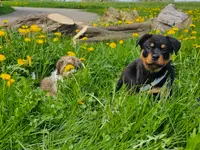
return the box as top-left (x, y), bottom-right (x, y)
top-left (116, 34), bottom-right (181, 95)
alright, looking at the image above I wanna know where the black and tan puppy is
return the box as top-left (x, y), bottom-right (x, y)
top-left (116, 34), bottom-right (181, 96)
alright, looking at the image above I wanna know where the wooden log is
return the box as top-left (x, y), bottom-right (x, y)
top-left (73, 22), bottom-right (151, 44)
top-left (74, 32), bottom-right (137, 44)
top-left (106, 22), bottom-right (151, 32)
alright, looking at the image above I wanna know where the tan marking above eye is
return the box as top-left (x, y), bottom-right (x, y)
top-left (150, 43), bottom-right (154, 47)
top-left (161, 44), bottom-right (166, 49)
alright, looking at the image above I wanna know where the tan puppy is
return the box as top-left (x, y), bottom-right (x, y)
top-left (40, 56), bottom-right (83, 96)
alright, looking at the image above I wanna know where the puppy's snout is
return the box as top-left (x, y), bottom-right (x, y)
top-left (152, 54), bottom-right (159, 61)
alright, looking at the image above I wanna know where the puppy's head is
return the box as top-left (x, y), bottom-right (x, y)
top-left (56, 56), bottom-right (83, 75)
top-left (136, 34), bottom-right (181, 72)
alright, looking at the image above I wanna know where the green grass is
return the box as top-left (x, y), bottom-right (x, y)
top-left (3, 1), bottom-right (200, 15)
top-left (0, 2), bottom-right (200, 150)
top-left (0, 5), bottom-right (14, 16)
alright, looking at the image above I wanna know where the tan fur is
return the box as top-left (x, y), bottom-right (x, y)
top-left (56, 56), bottom-right (82, 76)
top-left (148, 87), bottom-right (161, 94)
top-left (141, 51), bottom-right (171, 73)
top-left (148, 87), bottom-right (171, 98)
top-left (141, 53), bottom-right (161, 72)
top-left (157, 55), bottom-right (171, 66)
top-left (40, 77), bottom-right (57, 95)
top-left (40, 56), bottom-right (83, 96)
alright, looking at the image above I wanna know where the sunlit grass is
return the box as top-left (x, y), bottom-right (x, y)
top-left (0, 5), bottom-right (14, 15)
top-left (0, 2), bottom-right (200, 149)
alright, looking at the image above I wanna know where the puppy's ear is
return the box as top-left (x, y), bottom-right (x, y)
top-left (56, 59), bottom-right (64, 75)
top-left (166, 36), bottom-right (181, 55)
top-left (70, 57), bottom-right (82, 69)
top-left (136, 34), bottom-right (152, 47)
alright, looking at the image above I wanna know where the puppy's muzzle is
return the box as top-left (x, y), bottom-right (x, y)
top-left (152, 54), bottom-right (159, 61)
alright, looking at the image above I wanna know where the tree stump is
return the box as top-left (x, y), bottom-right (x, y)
top-left (9, 13), bottom-right (77, 35)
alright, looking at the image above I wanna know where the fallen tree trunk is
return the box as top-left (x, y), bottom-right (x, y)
top-left (106, 22), bottom-right (151, 32)
top-left (75, 32), bottom-right (132, 44)
top-left (73, 22), bottom-right (151, 44)
top-left (9, 13), bottom-right (152, 44)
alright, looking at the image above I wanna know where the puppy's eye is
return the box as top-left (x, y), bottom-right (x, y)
top-left (146, 46), bottom-right (151, 51)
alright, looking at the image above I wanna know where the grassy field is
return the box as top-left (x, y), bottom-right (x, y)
top-left (0, 5), bottom-right (14, 16)
top-left (3, 1), bottom-right (200, 14)
top-left (0, 1), bottom-right (200, 150)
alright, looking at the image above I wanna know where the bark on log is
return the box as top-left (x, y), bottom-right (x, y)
top-left (75, 32), bottom-right (133, 44)
top-left (73, 22), bottom-right (151, 44)
top-left (106, 22), bottom-right (151, 33)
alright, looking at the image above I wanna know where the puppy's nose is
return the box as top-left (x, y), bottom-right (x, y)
top-left (152, 54), bottom-right (159, 61)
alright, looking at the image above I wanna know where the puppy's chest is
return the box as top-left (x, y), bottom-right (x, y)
top-left (139, 70), bottom-right (169, 87)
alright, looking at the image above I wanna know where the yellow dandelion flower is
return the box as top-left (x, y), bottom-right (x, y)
top-left (191, 31), bottom-right (197, 34)
top-left (135, 17), bottom-right (144, 23)
top-left (105, 23), bottom-right (110, 27)
top-left (36, 39), bottom-right (44, 44)
top-left (88, 47), bottom-right (94, 52)
top-left (3, 20), bottom-right (8, 24)
top-left (0, 73), bottom-right (11, 80)
top-left (178, 36), bottom-right (183, 40)
top-left (24, 37), bottom-right (31, 42)
top-left (53, 38), bottom-right (59, 42)
top-left (76, 29), bottom-right (79, 33)
top-left (0, 30), bottom-right (5, 37)
top-left (189, 24), bottom-right (196, 28)
top-left (195, 45), bottom-right (200, 49)
top-left (167, 30), bottom-right (175, 35)
top-left (0, 54), bottom-right (6, 62)
top-left (172, 27), bottom-right (179, 31)
top-left (119, 40), bottom-right (124, 45)
top-left (190, 36), bottom-right (196, 40)
top-left (193, 44), bottom-right (200, 48)
top-left (80, 57), bottom-right (86, 61)
top-left (109, 42), bottom-right (117, 48)
top-left (64, 64), bottom-right (75, 72)
top-left (17, 59), bottom-right (27, 66)
top-left (54, 32), bottom-right (61, 37)
top-left (81, 37), bottom-right (88, 41)
top-left (126, 20), bottom-right (133, 24)
top-left (22, 25), bottom-right (28, 29)
top-left (67, 51), bottom-right (76, 56)
top-left (184, 29), bottom-right (189, 33)
top-left (39, 35), bottom-right (46, 38)
top-left (30, 24), bottom-right (41, 32)
top-left (132, 33), bottom-right (139, 37)
top-left (7, 78), bottom-right (15, 88)
top-left (183, 38), bottom-right (189, 41)
top-left (193, 44), bottom-right (198, 47)
top-left (18, 28), bottom-right (30, 35)
top-left (155, 29), bottom-right (160, 34)
top-left (27, 55), bottom-right (32, 66)
top-left (118, 20), bottom-right (122, 24)
top-left (93, 23), bottom-right (97, 27)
